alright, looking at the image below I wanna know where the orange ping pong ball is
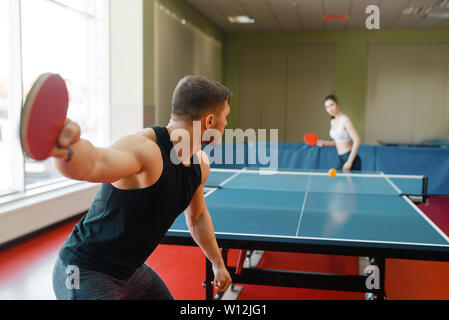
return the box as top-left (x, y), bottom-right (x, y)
top-left (328, 168), bottom-right (337, 177)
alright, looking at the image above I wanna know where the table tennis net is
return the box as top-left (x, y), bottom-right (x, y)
top-left (205, 169), bottom-right (427, 199)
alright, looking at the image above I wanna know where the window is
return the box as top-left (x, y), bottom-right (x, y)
top-left (0, 0), bottom-right (108, 197)
top-left (0, 0), bottom-right (20, 197)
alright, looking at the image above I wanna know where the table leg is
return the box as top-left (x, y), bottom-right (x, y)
top-left (204, 259), bottom-right (214, 300)
top-left (236, 249), bottom-right (247, 274)
top-left (375, 256), bottom-right (386, 300)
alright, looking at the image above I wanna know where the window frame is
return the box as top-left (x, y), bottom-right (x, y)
top-left (0, 0), bottom-right (109, 227)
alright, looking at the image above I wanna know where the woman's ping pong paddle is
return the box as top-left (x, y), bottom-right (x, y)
top-left (304, 132), bottom-right (318, 146)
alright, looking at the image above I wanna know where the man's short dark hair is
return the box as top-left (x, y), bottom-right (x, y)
top-left (172, 75), bottom-right (232, 120)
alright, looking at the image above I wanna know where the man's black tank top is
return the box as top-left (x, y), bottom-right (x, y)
top-left (59, 126), bottom-right (202, 280)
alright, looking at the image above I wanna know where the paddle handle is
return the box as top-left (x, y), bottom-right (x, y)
top-left (53, 144), bottom-right (73, 162)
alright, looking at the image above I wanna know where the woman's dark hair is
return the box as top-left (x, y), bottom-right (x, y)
top-left (324, 94), bottom-right (338, 104)
top-left (324, 94), bottom-right (338, 119)
top-left (172, 75), bottom-right (232, 120)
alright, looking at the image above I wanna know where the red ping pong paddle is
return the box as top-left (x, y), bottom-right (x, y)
top-left (20, 73), bottom-right (70, 161)
top-left (304, 132), bottom-right (318, 146)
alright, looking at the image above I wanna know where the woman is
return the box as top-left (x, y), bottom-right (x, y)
top-left (317, 95), bottom-right (362, 171)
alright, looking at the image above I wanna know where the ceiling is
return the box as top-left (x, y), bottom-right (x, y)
top-left (184, 0), bottom-right (449, 32)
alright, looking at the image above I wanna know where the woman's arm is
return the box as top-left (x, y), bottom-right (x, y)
top-left (342, 116), bottom-right (361, 170)
top-left (317, 139), bottom-right (336, 147)
top-left (317, 119), bottom-right (336, 147)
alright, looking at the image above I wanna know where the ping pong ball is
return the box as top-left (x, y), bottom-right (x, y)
top-left (328, 169), bottom-right (337, 177)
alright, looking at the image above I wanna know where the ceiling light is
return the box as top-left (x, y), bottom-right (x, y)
top-left (425, 12), bottom-right (449, 19)
top-left (402, 0), bottom-right (449, 16)
top-left (228, 16), bottom-right (255, 24)
top-left (402, 6), bottom-right (433, 15)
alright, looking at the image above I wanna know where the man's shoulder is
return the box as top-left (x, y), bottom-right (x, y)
top-left (128, 128), bottom-right (162, 164)
top-left (139, 127), bottom-right (158, 143)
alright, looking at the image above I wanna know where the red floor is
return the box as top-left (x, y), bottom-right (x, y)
top-left (0, 196), bottom-right (448, 300)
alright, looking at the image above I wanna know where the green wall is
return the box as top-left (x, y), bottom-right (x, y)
top-left (223, 30), bottom-right (449, 141)
top-left (156, 0), bottom-right (224, 41)
top-left (142, 2), bottom-right (449, 141)
top-left (143, 0), bottom-right (224, 108)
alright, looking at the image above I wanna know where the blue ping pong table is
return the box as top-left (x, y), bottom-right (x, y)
top-left (162, 168), bottom-right (449, 300)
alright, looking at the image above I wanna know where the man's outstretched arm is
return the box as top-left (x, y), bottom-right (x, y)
top-left (53, 119), bottom-right (156, 184)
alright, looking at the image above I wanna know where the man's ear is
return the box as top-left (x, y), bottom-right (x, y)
top-left (204, 113), bottom-right (215, 129)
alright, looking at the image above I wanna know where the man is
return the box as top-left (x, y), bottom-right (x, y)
top-left (52, 75), bottom-right (232, 299)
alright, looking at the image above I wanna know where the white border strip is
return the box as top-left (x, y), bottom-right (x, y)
top-left (205, 168), bottom-right (247, 197)
top-left (382, 173), bottom-right (402, 194)
top-left (218, 168), bottom-right (246, 186)
top-left (295, 175), bottom-right (311, 237)
top-left (295, 192), bottom-right (308, 237)
top-left (167, 229), bottom-right (449, 248)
